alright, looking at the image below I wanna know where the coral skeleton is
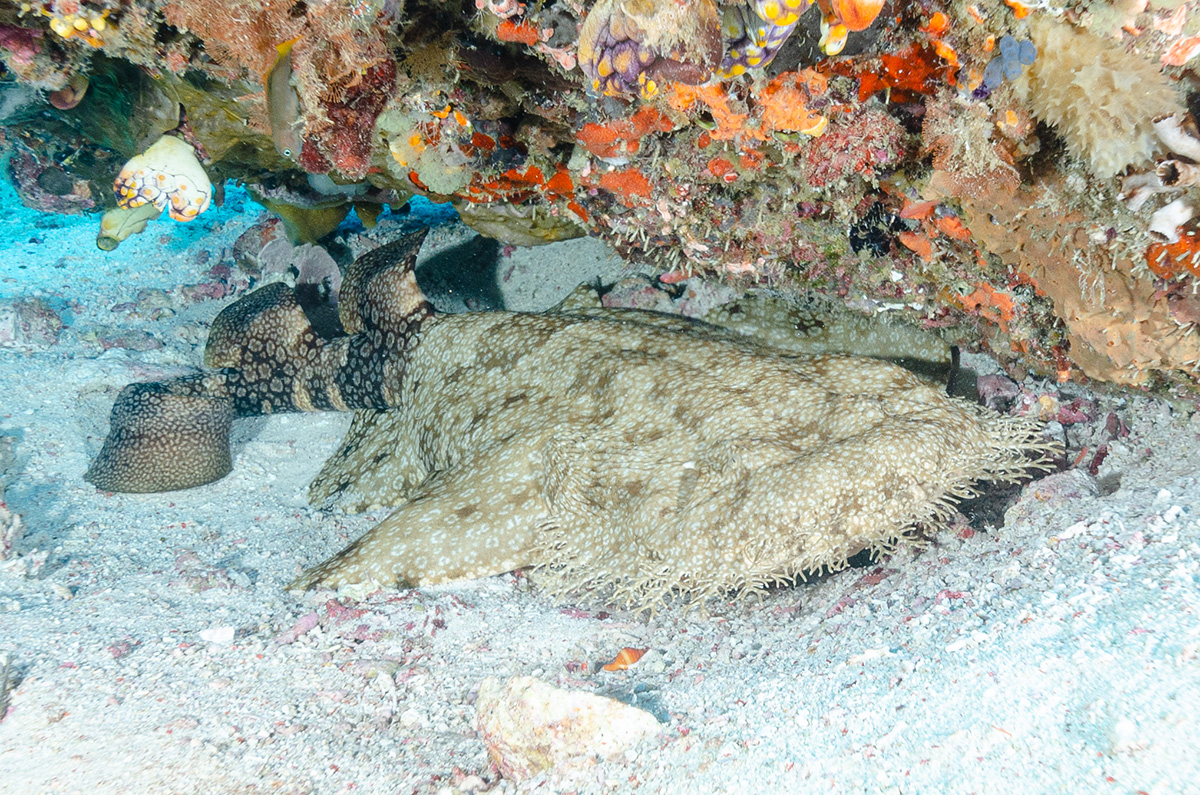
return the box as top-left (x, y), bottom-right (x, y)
top-left (1, 0), bottom-right (1199, 389)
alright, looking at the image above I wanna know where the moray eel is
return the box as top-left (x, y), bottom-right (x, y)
top-left (87, 231), bottom-right (1056, 609)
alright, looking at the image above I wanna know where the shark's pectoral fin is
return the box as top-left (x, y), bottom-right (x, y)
top-left (290, 444), bottom-right (544, 591)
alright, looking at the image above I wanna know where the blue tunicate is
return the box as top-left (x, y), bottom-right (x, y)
top-left (982, 57), bottom-right (1006, 90)
top-left (998, 35), bottom-right (1019, 61)
top-left (1018, 39), bottom-right (1037, 65)
top-left (978, 36), bottom-right (1036, 93)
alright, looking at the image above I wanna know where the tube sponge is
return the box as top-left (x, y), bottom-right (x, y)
top-left (1025, 18), bottom-right (1182, 179)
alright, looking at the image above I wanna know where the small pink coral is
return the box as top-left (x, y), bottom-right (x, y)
top-left (312, 61), bottom-right (397, 178)
top-left (477, 0), bottom-right (525, 19)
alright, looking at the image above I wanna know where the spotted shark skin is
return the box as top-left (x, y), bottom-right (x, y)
top-left (87, 231), bottom-right (1055, 608)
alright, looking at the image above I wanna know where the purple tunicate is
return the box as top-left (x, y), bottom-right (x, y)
top-left (1018, 39), bottom-right (1037, 65)
top-left (1002, 57), bottom-right (1023, 81)
top-left (613, 41), bottom-right (648, 87)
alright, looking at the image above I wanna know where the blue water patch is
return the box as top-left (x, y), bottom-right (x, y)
top-left (408, 195), bottom-right (460, 226)
top-left (0, 168), bottom-right (257, 299)
top-left (336, 193), bottom-right (459, 235)
top-left (0, 158), bottom-right (464, 300)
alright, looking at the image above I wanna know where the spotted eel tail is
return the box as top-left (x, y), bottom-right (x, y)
top-left (85, 231), bottom-right (433, 493)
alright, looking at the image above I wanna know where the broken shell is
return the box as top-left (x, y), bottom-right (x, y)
top-left (602, 647), bottom-right (648, 671)
top-left (114, 134), bottom-right (212, 223)
top-left (48, 73), bottom-right (90, 110)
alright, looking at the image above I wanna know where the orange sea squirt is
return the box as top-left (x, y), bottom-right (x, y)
top-left (759, 70), bottom-right (829, 136)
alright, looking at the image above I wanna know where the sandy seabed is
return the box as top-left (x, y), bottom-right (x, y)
top-left (1, 178), bottom-right (1199, 795)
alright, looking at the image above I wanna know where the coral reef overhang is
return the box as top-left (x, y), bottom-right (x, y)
top-left (3, 0), bottom-right (1200, 389)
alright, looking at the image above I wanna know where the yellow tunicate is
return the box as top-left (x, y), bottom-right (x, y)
top-left (760, 0), bottom-right (781, 20)
top-left (73, 16), bottom-right (88, 31)
top-left (613, 48), bottom-right (634, 75)
top-left (91, 16), bottom-right (106, 31)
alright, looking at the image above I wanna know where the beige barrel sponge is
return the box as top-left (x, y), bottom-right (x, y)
top-left (1025, 17), bottom-right (1182, 179)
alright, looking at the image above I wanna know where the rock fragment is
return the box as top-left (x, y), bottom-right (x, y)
top-left (475, 676), bottom-right (661, 781)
